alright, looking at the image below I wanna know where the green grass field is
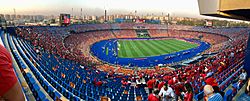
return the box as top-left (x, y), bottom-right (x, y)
top-left (117, 39), bottom-right (198, 58)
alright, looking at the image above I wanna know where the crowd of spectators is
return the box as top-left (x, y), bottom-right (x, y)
top-left (15, 24), bottom-right (250, 101)
top-left (112, 30), bottom-right (137, 38)
top-left (113, 23), bottom-right (167, 30)
top-left (71, 24), bottom-right (112, 32)
top-left (148, 29), bottom-right (169, 37)
top-left (64, 31), bottom-right (115, 56)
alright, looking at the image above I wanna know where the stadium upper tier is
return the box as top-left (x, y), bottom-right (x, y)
top-left (15, 24), bottom-right (248, 68)
top-left (4, 24), bottom-right (249, 101)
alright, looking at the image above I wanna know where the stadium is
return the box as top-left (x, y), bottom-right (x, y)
top-left (1, 0), bottom-right (250, 101)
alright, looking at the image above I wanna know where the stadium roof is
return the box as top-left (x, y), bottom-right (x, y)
top-left (198, 0), bottom-right (250, 21)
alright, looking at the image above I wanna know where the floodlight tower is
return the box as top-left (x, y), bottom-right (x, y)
top-left (81, 8), bottom-right (83, 18)
top-left (14, 8), bottom-right (16, 20)
top-left (167, 13), bottom-right (170, 25)
top-left (105, 9), bottom-right (107, 22)
top-left (72, 8), bottom-right (73, 18)
top-left (104, 0), bottom-right (109, 23)
top-left (135, 10), bottom-right (137, 19)
top-left (167, 13), bottom-right (170, 34)
top-left (13, 8), bottom-right (16, 26)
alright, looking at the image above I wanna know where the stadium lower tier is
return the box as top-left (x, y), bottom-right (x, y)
top-left (1, 25), bottom-right (248, 101)
top-left (90, 38), bottom-right (210, 67)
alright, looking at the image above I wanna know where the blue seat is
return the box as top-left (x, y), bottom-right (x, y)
top-left (43, 99), bottom-right (50, 101)
top-left (26, 73), bottom-right (32, 78)
top-left (80, 93), bottom-right (86, 100)
top-left (62, 90), bottom-right (69, 98)
top-left (232, 83), bottom-right (239, 90)
top-left (195, 91), bottom-right (204, 101)
top-left (86, 97), bottom-right (95, 101)
top-left (224, 89), bottom-right (233, 101)
top-left (20, 63), bottom-right (26, 69)
top-left (113, 96), bottom-right (120, 100)
top-left (37, 91), bottom-right (46, 101)
top-left (30, 77), bottom-right (36, 84)
top-left (33, 83), bottom-right (40, 91)
top-left (52, 91), bottom-right (61, 100)
top-left (128, 96), bottom-right (135, 100)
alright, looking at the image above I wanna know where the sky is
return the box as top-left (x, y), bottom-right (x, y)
top-left (0, 0), bottom-right (201, 16)
top-left (0, 0), bottom-right (235, 20)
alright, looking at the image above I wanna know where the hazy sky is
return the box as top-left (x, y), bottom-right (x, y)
top-left (0, 0), bottom-right (231, 20)
top-left (0, 0), bottom-right (202, 16)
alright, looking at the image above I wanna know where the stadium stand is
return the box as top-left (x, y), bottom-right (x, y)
top-left (1, 24), bottom-right (249, 101)
top-left (112, 30), bottom-right (137, 38)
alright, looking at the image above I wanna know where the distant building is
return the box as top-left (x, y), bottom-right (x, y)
top-left (4, 14), bottom-right (11, 21)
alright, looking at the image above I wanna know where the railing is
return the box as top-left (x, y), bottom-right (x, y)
top-left (194, 57), bottom-right (245, 101)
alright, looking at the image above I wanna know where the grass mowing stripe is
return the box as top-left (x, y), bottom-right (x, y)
top-left (163, 39), bottom-right (194, 50)
top-left (154, 40), bottom-right (179, 53)
top-left (156, 40), bottom-right (181, 52)
top-left (167, 40), bottom-right (190, 50)
top-left (149, 40), bottom-right (172, 54)
top-left (134, 40), bottom-right (160, 57)
top-left (140, 40), bottom-right (163, 55)
top-left (176, 41), bottom-right (198, 49)
top-left (173, 40), bottom-right (196, 49)
top-left (117, 41), bottom-right (121, 56)
top-left (147, 40), bottom-right (167, 54)
top-left (129, 40), bottom-right (146, 57)
top-left (122, 40), bottom-right (133, 57)
top-left (167, 40), bottom-right (189, 50)
top-left (118, 41), bottom-right (128, 57)
top-left (118, 39), bottom-right (199, 58)
top-left (145, 40), bottom-right (171, 56)
top-left (118, 41), bottom-right (124, 57)
top-left (126, 40), bottom-right (141, 57)
top-left (125, 40), bottom-right (137, 57)
top-left (173, 40), bottom-right (198, 49)
top-left (136, 40), bottom-right (158, 55)
top-left (170, 39), bottom-right (198, 48)
top-left (133, 41), bottom-right (153, 56)
top-left (156, 40), bottom-right (179, 53)
top-left (170, 40), bottom-right (193, 48)
top-left (122, 40), bottom-right (134, 57)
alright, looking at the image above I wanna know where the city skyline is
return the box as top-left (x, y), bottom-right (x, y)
top-left (1, 0), bottom-right (204, 17)
top-left (0, 0), bottom-right (245, 21)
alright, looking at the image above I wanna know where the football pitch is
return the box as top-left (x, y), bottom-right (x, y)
top-left (117, 39), bottom-right (198, 58)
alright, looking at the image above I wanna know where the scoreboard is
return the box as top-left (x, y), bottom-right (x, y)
top-left (205, 20), bottom-right (213, 27)
top-left (60, 14), bottom-right (70, 26)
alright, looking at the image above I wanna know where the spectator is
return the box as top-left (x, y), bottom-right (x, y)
top-left (148, 89), bottom-right (160, 101)
top-left (183, 83), bottom-right (193, 101)
top-left (0, 44), bottom-right (25, 101)
top-left (239, 69), bottom-right (247, 81)
top-left (121, 79), bottom-right (128, 86)
top-left (147, 77), bottom-right (155, 94)
top-left (136, 78), bottom-right (143, 88)
top-left (174, 81), bottom-right (185, 101)
top-left (158, 79), bottom-right (165, 90)
top-left (95, 81), bottom-right (103, 86)
top-left (15, 24), bottom-right (249, 101)
top-left (233, 69), bottom-right (248, 89)
top-left (158, 83), bottom-right (175, 101)
top-left (212, 86), bottom-right (224, 98)
top-left (204, 85), bottom-right (223, 101)
top-left (205, 73), bottom-right (218, 87)
top-left (245, 78), bottom-right (250, 96)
